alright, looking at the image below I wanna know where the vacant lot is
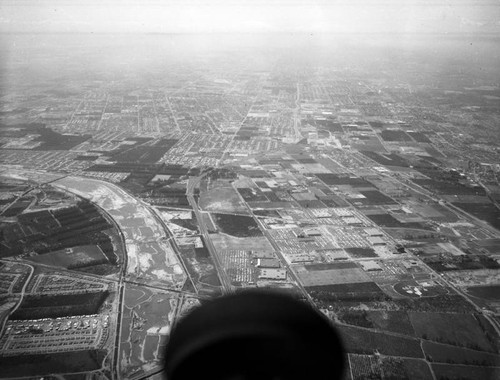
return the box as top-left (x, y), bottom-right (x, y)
top-left (345, 247), bottom-right (378, 258)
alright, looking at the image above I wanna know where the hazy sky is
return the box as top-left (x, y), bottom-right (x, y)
top-left (1, 0), bottom-right (499, 34)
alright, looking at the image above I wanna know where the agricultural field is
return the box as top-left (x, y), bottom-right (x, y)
top-left (338, 310), bottom-right (415, 336)
top-left (211, 213), bottom-right (263, 237)
top-left (0, 350), bottom-right (108, 378)
top-left (338, 325), bottom-right (424, 358)
top-left (11, 291), bottom-right (109, 320)
top-left (309, 281), bottom-right (387, 306)
top-left (296, 262), bottom-right (371, 287)
top-left (210, 232), bottom-right (274, 252)
top-left (381, 357), bottom-right (433, 380)
top-left (0, 197), bottom-right (121, 275)
top-left (431, 363), bottom-right (500, 380)
top-left (349, 355), bottom-right (435, 380)
top-left (466, 285), bottom-right (500, 300)
top-left (348, 354), bottom-right (382, 380)
top-left (422, 341), bottom-right (500, 366)
top-left (408, 312), bottom-right (496, 352)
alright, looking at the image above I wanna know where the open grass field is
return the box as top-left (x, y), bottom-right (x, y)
top-left (409, 312), bottom-right (495, 352)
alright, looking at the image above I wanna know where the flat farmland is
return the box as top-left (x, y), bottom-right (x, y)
top-left (212, 213), bottom-right (263, 237)
top-left (467, 285), bottom-right (500, 300)
top-left (339, 325), bottom-right (424, 358)
top-left (423, 341), bottom-right (500, 366)
top-left (11, 291), bottom-right (109, 320)
top-left (381, 357), bottom-right (433, 380)
top-left (0, 350), bottom-right (107, 378)
top-left (339, 310), bottom-right (415, 336)
top-left (432, 363), bottom-right (500, 380)
top-left (119, 283), bottom-right (179, 378)
top-left (409, 312), bottom-right (496, 352)
top-left (296, 263), bottom-right (371, 287)
top-left (348, 354), bottom-right (382, 380)
top-left (366, 310), bottom-right (415, 335)
top-left (54, 177), bottom-right (186, 289)
top-left (210, 232), bottom-right (274, 252)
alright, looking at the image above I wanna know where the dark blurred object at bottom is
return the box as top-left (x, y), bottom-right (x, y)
top-left (165, 290), bottom-right (345, 380)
